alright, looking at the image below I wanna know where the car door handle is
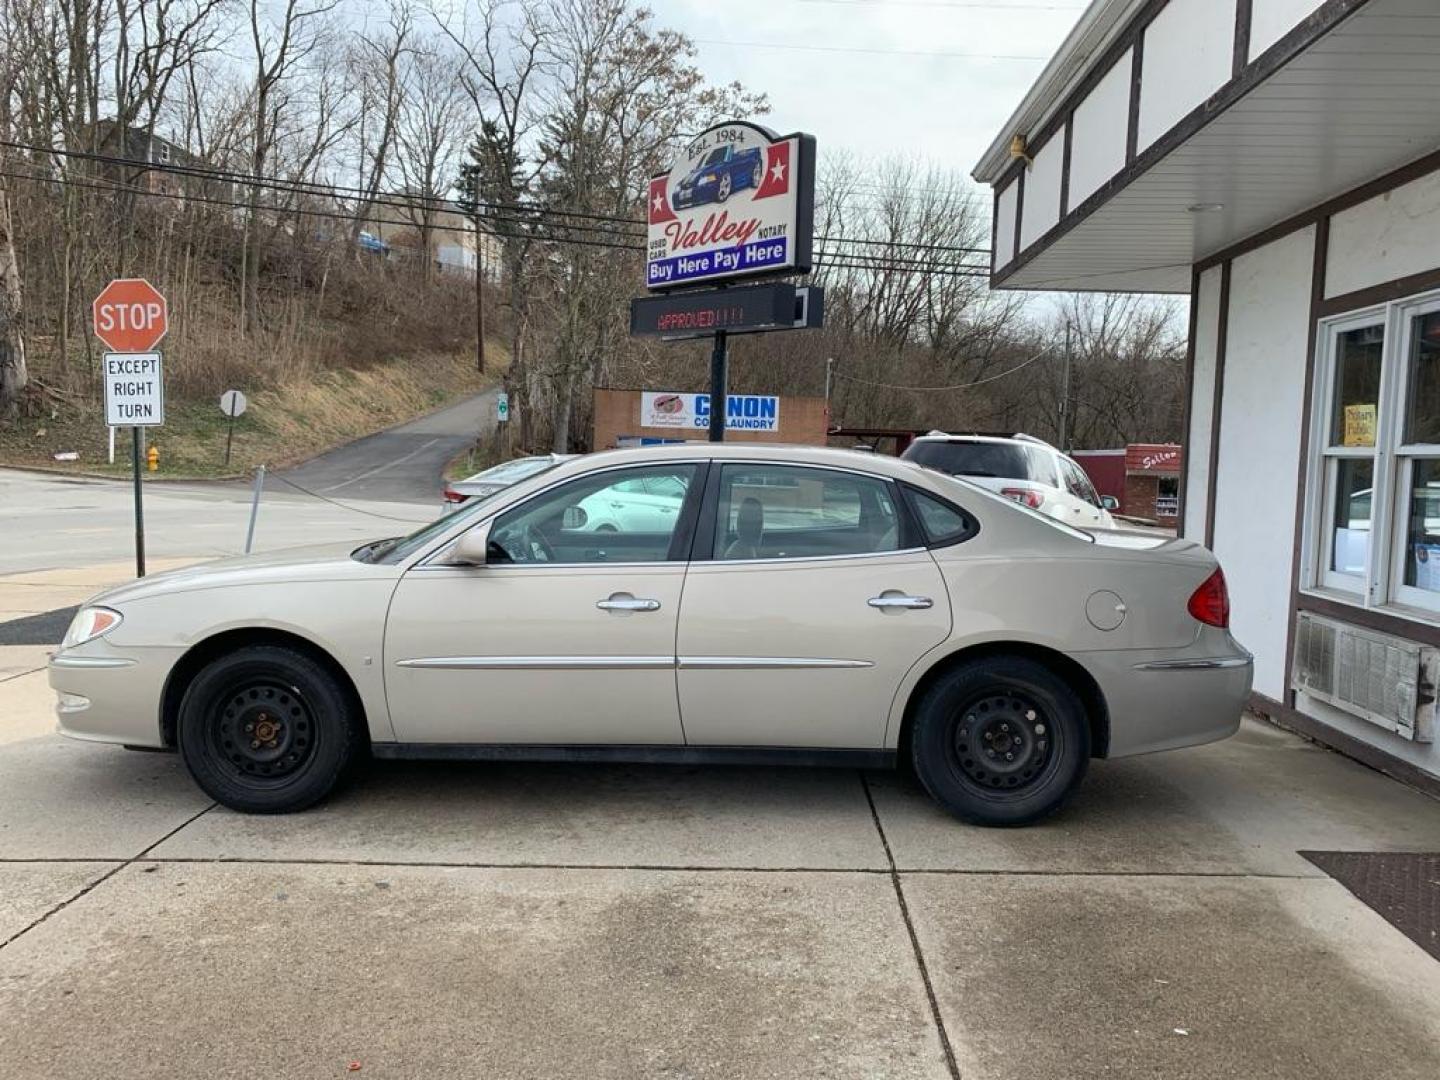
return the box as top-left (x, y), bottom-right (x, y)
top-left (868, 595), bottom-right (934, 610)
top-left (597, 595), bottom-right (661, 612)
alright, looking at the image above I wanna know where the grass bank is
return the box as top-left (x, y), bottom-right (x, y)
top-left (1, 349), bottom-right (504, 480)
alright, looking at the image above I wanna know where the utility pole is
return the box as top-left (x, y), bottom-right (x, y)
top-left (1060, 319), bottom-right (1073, 452)
top-left (708, 330), bottom-right (728, 442)
top-left (474, 218), bottom-right (486, 374)
top-left (824, 357), bottom-right (834, 412)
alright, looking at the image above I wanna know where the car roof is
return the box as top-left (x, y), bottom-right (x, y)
top-left (555, 442), bottom-right (931, 482)
top-left (910, 432), bottom-right (1057, 450)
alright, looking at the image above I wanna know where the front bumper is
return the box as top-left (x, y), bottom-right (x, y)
top-left (48, 641), bottom-right (182, 748)
top-left (1078, 644), bottom-right (1253, 758)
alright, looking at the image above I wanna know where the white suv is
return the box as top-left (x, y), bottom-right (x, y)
top-left (902, 432), bottom-right (1117, 529)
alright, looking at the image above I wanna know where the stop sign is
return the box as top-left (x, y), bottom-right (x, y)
top-left (93, 278), bottom-right (169, 352)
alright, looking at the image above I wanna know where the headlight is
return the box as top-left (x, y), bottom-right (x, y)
top-left (62, 606), bottom-right (124, 648)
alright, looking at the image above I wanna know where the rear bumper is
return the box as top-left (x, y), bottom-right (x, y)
top-left (1078, 645), bottom-right (1253, 758)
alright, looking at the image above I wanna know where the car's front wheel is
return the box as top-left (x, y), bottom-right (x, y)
top-left (910, 655), bottom-right (1090, 826)
top-left (717, 174), bottom-right (732, 201)
top-left (177, 644), bottom-right (362, 813)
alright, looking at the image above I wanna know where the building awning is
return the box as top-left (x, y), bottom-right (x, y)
top-left (973, 0), bottom-right (1440, 293)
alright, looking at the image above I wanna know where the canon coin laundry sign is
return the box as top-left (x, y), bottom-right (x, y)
top-left (646, 121), bottom-right (815, 290)
top-left (92, 278), bottom-right (169, 353)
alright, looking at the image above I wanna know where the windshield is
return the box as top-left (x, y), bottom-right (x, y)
top-left (904, 440), bottom-right (1049, 482)
top-left (354, 499), bottom-right (487, 564)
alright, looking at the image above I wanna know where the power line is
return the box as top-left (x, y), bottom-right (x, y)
top-left (831, 345), bottom-right (1054, 392)
top-left (691, 37), bottom-right (1050, 60)
top-left (2, 166), bottom-right (994, 279)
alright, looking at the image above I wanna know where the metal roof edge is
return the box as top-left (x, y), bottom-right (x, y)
top-left (971, 0), bottom-right (1146, 185)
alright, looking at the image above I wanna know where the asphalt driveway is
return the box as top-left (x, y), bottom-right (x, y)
top-left (3, 638), bottom-right (1439, 1079)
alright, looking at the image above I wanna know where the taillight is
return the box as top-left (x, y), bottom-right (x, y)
top-left (1000, 487), bottom-right (1045, 510)
top-left (442, 488), bottom-right (467, 504)
top-left (1188, 567), bottom-right (1230, 628)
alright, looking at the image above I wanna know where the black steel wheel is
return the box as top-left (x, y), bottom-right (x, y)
top-left (910, 655), bottom-right (1090, 826)
top-left (178, 644), bottom-right (361, 813)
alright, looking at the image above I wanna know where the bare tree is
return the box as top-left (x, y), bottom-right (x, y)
top-left (394, 40), bottom-right (469, 280)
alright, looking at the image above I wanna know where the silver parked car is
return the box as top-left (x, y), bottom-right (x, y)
top-left (443, 453), bottom-right (573, 506)
top-left (50, 444), bottom-right (1251, 825)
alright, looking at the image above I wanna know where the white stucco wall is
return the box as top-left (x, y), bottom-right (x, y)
top-left (1068, 48), bottom-right (1133, 209)
top-left (1183, 264), bottom-right (1224, 541)
top-left (1137, 0), bottom-right (1237, 152)
top-left (1019, 135), bottom-right (1063, 251)
top-left (1211, 226), bottom-right (1315, 699)
top-left (994, 179), bottom-right (1018, 268)
top-left (1249, 0), bottom-right (1323, 61)
top-left (1325, 167), bottom-right (1440, 299)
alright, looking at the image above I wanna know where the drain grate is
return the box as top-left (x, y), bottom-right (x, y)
top-left (1302, 851), bottom-right (1440, 961)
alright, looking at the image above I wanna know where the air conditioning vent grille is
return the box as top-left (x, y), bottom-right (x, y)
top-left (1292, 612), bottom-right (1434, 742)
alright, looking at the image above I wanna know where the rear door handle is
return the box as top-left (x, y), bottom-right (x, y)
top-left (597, 595), bottom-right (661, 612)
top-left (868, 595), bottom-right (934, 610)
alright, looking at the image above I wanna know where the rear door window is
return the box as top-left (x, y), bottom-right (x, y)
top-left (711, 464), bottom-right (903, 560)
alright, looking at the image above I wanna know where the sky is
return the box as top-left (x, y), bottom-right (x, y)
top-left (650, 0), bottom-right (1088, 184)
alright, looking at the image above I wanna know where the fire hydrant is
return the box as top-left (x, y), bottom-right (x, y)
top-left (146, 445), bottom-right (159, 472)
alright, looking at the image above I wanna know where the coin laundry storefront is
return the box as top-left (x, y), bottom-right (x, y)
top-left (973, 0), bottom-right (1440, 789)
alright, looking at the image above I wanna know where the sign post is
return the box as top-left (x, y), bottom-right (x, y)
top-left (220, 389), bottom-right (247, 467)
top-left (496, 390), bottom-right (509, 424)
top-left (638, 121), bottom-right (818, 441)
top-left (93, 279), bottom-right (168, 577)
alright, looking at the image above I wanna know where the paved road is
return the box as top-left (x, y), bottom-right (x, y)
top-left (277, 388), bottom-right (499, 504)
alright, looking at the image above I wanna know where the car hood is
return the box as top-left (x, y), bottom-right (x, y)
top-left (92, 540), bottom-right (390, 606)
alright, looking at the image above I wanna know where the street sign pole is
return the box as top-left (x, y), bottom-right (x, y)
top-left (131, 426), bottom-right (146, 577)
top-left (708, 330), bottom-right (728, 443)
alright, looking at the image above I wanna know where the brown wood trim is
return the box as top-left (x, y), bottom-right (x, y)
top-left (1204, 261), bottom-right (1232, 548)
top-left (1318, 265), bottom-right (1440, 319)
top-left (1249, 691), bottom-right (1440, 801)
top-left (1284, 218), bottom-right (1330, 708)
top-left (993, 0), bottom-right (1372, 285)
top-left (1297, 593), bottom-right (1440, 648)
top-left (1233, 0), bottom-right (1253, 77)
top-left (991, 0), bottom-right (1168, 194)
top-left (1013, 168), bottom-right (1025, 260)
top-left (1125, 31), bottom-right (1144, 165)
top-left (1176, 265), bottom-right (1203, 538)
top-left (1059, 114), bottom-right (1073, 217)
top-left (1197, 143), bottom-right (1440, 276)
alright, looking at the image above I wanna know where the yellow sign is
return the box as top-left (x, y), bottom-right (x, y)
top-left (1343, 403), bottom-right (1377, 447)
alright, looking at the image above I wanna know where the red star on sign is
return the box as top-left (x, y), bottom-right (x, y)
top-left (648, 176), bottom-right (676, 224)
top-left (753, 142), bottom-right (791, 200)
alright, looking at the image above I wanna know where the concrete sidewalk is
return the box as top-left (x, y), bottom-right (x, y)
top-left (2, 649), bottom-right (1438, 1079)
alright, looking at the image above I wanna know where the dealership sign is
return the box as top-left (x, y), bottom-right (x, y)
top-left (1125, 443), bottom-right (1183, 474)
top-left (641, 392), bottom-right (780, 432)
top-left (646, 122), bottom-right (815, 290)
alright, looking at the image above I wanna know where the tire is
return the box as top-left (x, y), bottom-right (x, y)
top-left (909, 655), bottom-right (1090, 826)
top-left (752, 161), bottom-right (763, 189)
top-left (177, 644), bottom-right (362, 813)
top-left (717, 174), bottom-right (732, 202)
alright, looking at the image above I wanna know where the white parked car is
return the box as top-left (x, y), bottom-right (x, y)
top-left (50, 444), bottom-right (1250, 825)
top-left (903, 432), bottom-right (1118, 529)
top-left (443, 454), bottom-right (573, 507)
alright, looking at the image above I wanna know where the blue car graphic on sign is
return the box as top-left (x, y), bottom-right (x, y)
top-left (672, 144), bottom-right (765, 210)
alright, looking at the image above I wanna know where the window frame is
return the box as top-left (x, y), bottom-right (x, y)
top-left (1303, 290), bottom-right (1440, 619)
top-left (691, 461), bottom-right (926, 564)
top-left (900, 483), bottom-right (980, 549)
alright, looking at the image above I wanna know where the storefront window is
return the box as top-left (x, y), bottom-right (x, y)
top-left (1309, 295), bottom-right (1440, 616)
top-left (1403, 459), bottom-right (1440, 592)
top-left (1330, 324), bottom-right (1384, 447)
top-left (1404, 314), bottom-right (1440, 445)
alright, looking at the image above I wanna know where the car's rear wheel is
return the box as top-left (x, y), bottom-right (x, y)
top-left (910, 655), bottom-right (1090, 826)
top-left (752, 160), bottom-right (763, 188)
top-left (177, 645), bottom-right (361, 813)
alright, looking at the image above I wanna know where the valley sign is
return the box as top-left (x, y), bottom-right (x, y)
top-left (646, 121), bottom-right (815, 290)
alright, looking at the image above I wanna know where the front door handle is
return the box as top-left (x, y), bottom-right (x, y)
top-left (597, 594), bottom-right (661, 613)
top-left (868, 595), bottom-right (934, 610)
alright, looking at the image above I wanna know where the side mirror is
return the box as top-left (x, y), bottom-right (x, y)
top-left (1101, 495), bottom-right (1120, 511)
top-left (449, 522), bottom-right (492, 566)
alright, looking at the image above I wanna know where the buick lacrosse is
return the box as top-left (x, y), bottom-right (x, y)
top-left (49, 444), bottom-right (1251, 825)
